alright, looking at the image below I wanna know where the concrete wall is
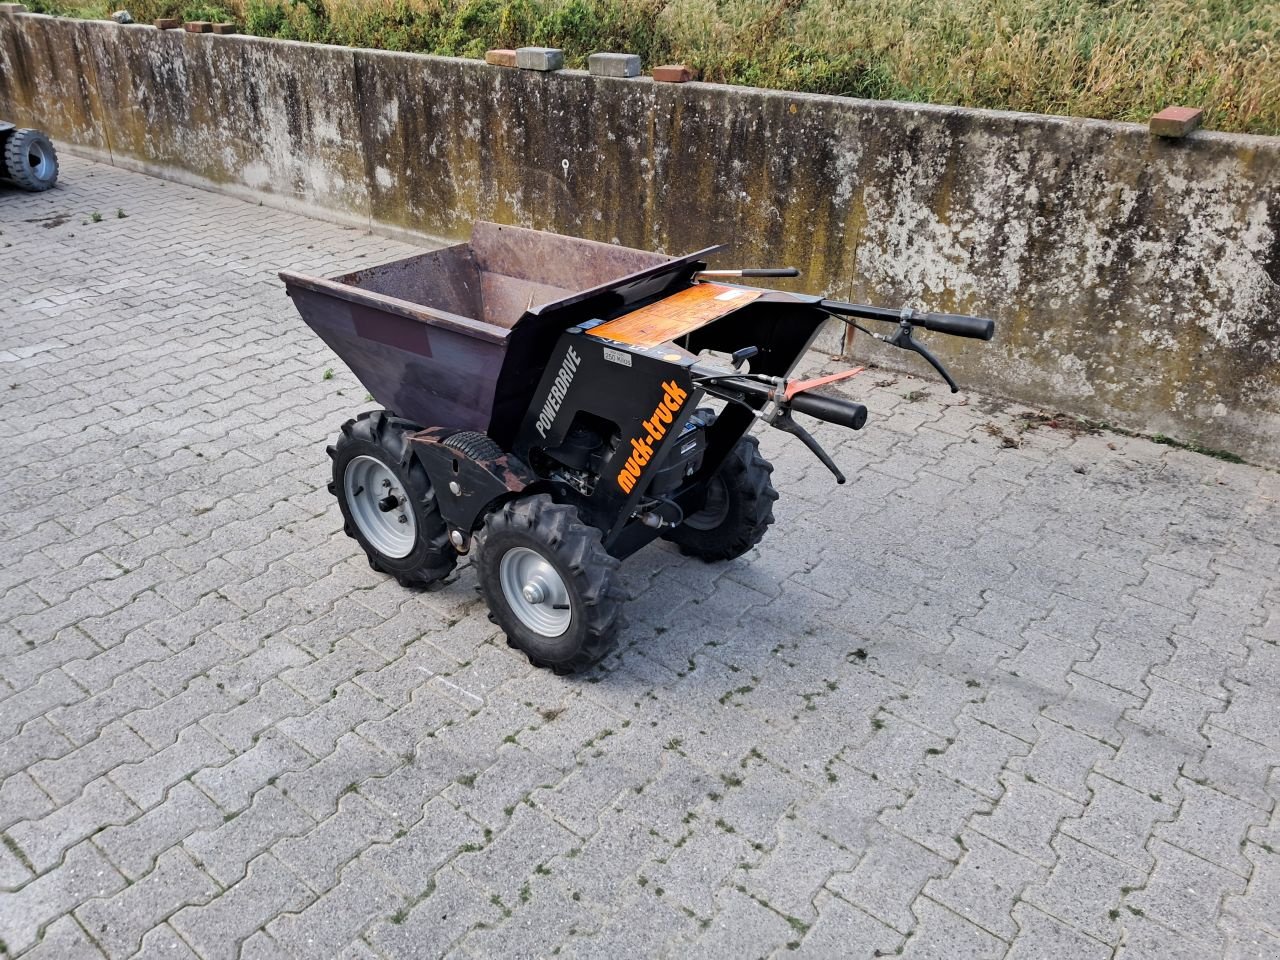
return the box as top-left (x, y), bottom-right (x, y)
top-left (4, 14), bottom-right (1279, 464)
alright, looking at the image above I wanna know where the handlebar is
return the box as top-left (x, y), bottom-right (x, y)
top-left (696, 267), bottom-right (801, 279)
top-left (818, 299), bottom-right (995, 341)
top-left (690, 368), bottom-right (866, 484)
top-left (790, 392), bottom-right (868, 430)
top-left (916, 312), bottom-right (995, 341)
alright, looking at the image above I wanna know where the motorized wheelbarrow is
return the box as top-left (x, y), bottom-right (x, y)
top-left (281, 222), bottom-right (995, 672)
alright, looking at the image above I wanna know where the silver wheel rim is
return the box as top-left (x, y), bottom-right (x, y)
top-left (344, 455), bottom-right (416, 559)
top-left (27, 140), bottom-right (54, 181)
top-left (499, 546), bottom-right (571, 637)
top-left (684, 475), bottom-right (730, 530)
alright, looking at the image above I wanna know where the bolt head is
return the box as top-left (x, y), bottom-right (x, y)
top-left (449, 530), bottom-right (465, 549)
top-left (522, 582), bottom-right (545, 605)
top-left (448, 481), bottom-right (461, 496)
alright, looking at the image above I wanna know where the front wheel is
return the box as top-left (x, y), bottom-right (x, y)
top-left (476, 494), bottom-right (623, 673)
top-left (328, 410), bottom-right (456, 587)
top-left (663, 432), bottom-right (778, 561)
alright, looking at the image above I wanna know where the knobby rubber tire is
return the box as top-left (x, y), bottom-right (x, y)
top-left (663, 433), bottom-right (778, 561)
top-left (440, 430), bottom-right (504, 462)
top-left (3, 128), bottom-right (58, 191)
top-left (476, 493), bottom-right (624, 673)
top-left (327, 410), bottom-right (456, 587)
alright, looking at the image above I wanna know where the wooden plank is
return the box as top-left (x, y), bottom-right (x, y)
top-left (587, 283), bottom-right (761, 347)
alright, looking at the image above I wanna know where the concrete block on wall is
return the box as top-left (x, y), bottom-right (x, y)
top-left (588, 52), bottom-right (641, 78)
top-left (515, 47), bottom-right (564, 71)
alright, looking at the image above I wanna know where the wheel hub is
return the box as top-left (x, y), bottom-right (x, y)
top-left (28, 140), bottom-right (53, 179)
top-left (499, 547), bottom-right (571, 637)
top-left (684, 475), bottom-right (731, 531)
top-left (344, 455), bottom-right (416, 558)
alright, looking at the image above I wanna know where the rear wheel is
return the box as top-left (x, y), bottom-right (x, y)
top-left (663, 432), bottom-right (778, 561)
top-left (3, 128), bottom-right (58, 191)
top-left (328, 411), bottom-right (456, 587)
top-left (476, 494), bottom-right (623, 673)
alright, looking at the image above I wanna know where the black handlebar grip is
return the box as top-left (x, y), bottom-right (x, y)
top-left (790, 392), bottom-right (868, 430)
top-left (919, 312), bottom-right (995, 341)
top-left (739, 267), bottom-right (800, 278)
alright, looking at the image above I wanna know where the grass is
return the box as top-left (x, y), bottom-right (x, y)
top-left (24, 0), bottom-right (1280, 134)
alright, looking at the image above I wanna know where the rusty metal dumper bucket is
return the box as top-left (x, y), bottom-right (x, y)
top-left (281, 221), bottom-right (681, 442)
top-left (282, 221), bottom-right (994, 672)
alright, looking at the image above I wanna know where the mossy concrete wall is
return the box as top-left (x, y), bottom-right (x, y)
top-left (4, 14), bottom-right (1278, 464)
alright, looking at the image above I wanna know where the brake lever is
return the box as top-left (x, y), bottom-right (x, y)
top-left (887, 320), bottom-right (959, 393)
top-left (770, 406), bottom-right (846, 484)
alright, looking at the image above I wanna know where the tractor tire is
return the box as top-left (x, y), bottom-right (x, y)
top-left (476, 494), bottom-right (623, 673)
top-left (663, 432), bottom-right (778, 562)
top-left (3, 128), bottom-right (59, 192)
top-left (327, 410), bottom-right (456, 587)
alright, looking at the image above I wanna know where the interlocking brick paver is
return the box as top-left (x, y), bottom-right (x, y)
top-left (93, 781), bottom-right (224, 881)
top-left (7, 776), bottom-right (137, 873)
top-left (2, 155), bottom-right (1277, 958)
top-left (1059, 774), bottom-right (1174, 872)
top-left (133, 922), bottom-right (201, 959)
top-left (273, 793), bottom-right (396, 895)
top-left (1126, 838), bottom-right (1246, 946)
top-left (74, 848), bottom-right (218, 959)
top-left (901, 895), bottom-right (1007, 958)
top-left (265, 861), bottom-right (399, 960)
top-left (168, 853), bottom-right (313, 960)
top-left (970, 775), bottom-right (1083, 868)
top-left (17, 915), bottom-right (105, 960)
top-left (880, 769), bottom-right (992, 861)
top-left (0, 770), bottom-right (55, 832)
top-left (1006, 903), bottom-right (1111, 960)
top-left (925, 832), bottom-right (1046, 940)
top-left (1022, 834), bottom-right (1145, 945)
top-left (109, 724), bottom-right (231, 809)
top-left (363, 864), bottom-right (503, 958)
top-left (183, 785), bottom-right (316, 886)
top-left (826, 826), bottom-right (952, 934)
top-left (0, 841), bottom-right (126, 955)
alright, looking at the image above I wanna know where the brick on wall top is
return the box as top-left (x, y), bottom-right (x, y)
top-left (1150, 106), bottom-right (1204, 138)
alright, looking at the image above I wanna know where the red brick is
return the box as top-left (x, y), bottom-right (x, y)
top-left (1149, 106), bottom-right (1203, 138)
top-left (211, 22), bottom-right (237, 34)
top-left (153, 17), bottom-right (180, 28)
top-left (652, 64), bottom-right (697, 83)
top-left (485, 49), bottom-right (517, 68)
top-left (183, 20), bottom-right (212, 32)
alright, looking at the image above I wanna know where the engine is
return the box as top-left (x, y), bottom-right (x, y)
top-left (542, 410), bottom-right (710, 499)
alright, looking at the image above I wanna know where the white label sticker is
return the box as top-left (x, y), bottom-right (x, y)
top-left (603, 347), bottom-right (633, 367)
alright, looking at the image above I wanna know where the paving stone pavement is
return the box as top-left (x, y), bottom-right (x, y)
top-left (2, 155), bottom-right (1278, 959)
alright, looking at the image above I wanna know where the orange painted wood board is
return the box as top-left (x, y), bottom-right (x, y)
top-left (587, 283), bottom-right (761, 348)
